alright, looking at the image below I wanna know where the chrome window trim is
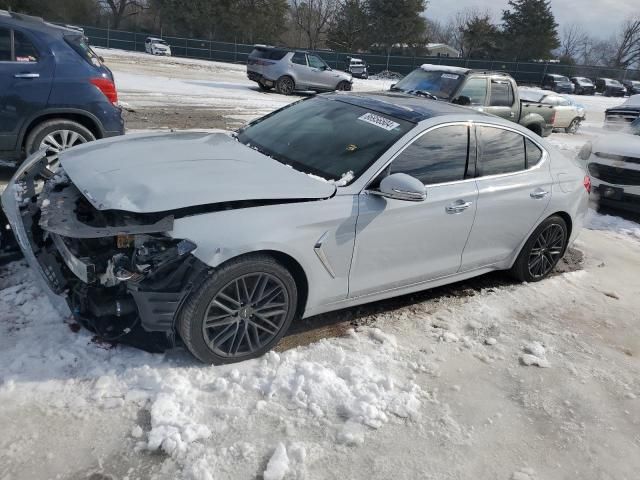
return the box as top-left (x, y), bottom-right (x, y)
top-left (361, 120), bottom-right (549, 192)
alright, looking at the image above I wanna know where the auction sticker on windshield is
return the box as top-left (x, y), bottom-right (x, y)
top-left (358, 112), bottom-right (400, 131)
top-left (442, 73), bottom-right (459, 79)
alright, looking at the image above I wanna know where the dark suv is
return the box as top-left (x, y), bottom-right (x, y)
top-left (541, 74), bottom-right (574, 93)
top-left (0, 11), bottom-right (124, 166)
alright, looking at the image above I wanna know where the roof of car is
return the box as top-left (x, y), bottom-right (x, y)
top-left (0, 10), bottom-right (79, 36)
top-left (324, 91), bottom-right (489, 123)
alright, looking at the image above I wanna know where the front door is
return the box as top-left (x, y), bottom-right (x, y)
top-left (484, 79), bottom-right (516, 121)
top-left (306, 54), bottom-right (339, 90)
top-left (349, 124), bottom-right (478, 298)
top-left (0, 28), bottom-right (53, 153)
top-left (461, 125), bottom-right (553, 270)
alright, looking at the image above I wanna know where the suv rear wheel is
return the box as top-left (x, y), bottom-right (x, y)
top-left (25, 119), bottom-right (95, 170)
top-left (276, 76), bottom-right (295, 95)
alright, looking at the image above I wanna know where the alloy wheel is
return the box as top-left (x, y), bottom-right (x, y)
top-left (279, 78), bottom-right (294, 95)
top-left (527, 224), bottom-right (566, 279)
top-left (39, 130), bottom-right (88, 170)
top-left (202, 272), bottom-right (290, 358)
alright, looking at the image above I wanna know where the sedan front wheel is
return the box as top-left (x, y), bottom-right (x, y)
top-left (178, 254), bottom-right (298, 364)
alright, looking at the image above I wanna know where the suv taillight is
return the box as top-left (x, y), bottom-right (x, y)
top-left (90, 78), bottom-right (118, 104)
top-left (584, 175), bottom-right (591, 194)
top-left (550, 110), bottom-right (556, 125)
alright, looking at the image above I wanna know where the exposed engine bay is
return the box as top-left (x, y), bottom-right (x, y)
top-left (8, 154), bottom-right (207, 350)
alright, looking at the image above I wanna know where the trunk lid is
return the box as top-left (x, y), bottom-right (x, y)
top-left (59, 132), bottom-right (336, 213)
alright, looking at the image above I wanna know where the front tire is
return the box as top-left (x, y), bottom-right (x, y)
top-left (24, 119), bottom-right (95, 170)
top-left (336, 81), bottom-right (352, 91)
top-left (276, 76), bottom-right (295, 95)
top-left (510, 215), bottom-right (568, 282)
top-left (178, 254), bottom-right (298, 364)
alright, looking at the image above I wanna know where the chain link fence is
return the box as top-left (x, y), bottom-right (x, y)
top-left (82, 25), bottom-right (640, 85)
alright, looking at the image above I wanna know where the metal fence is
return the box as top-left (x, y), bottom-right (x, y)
top-left (82, 25), bottom-right (640, 85)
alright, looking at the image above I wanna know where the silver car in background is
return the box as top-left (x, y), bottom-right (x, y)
top-left (519, 88), bottom-right (585, 133)
top-left (3, 93), bottom-right (589, 364)
top-left (247, 45), bottom-right (352, 95)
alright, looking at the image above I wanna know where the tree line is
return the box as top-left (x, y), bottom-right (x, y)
top-left (1, 0), bottom-right (639, 68)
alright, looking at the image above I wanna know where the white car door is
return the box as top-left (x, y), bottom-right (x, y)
top-left (349, 124), bottom-right (478, 298)
top-left (460, 125), bottom-right (553, 271)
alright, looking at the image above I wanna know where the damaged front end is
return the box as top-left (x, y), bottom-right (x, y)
top-left (1, 152), bottom-right (208, 349)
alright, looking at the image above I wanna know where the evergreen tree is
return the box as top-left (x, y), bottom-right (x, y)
top-left (368, 0), bottom-right (427, 54)
top-left (501, 0), bottom-right (559, 60)
top-left (327, 0), bottom-right (368, 51)
top-left (462, 14), bottom-right (501, 59)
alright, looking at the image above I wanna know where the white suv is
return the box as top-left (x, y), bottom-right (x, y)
top-left (579, 118), bottom-right (640, 213)
top-left (145, 37), bottom-right (171, 56)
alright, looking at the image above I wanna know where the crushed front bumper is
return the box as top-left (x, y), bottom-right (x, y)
top-left (1, 151), bottom-right (72, 316)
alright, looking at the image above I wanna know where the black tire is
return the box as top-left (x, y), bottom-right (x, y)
top-left (24, 119), bottom-right (95, 167)
top-left (510, 215), bottom-right (568, 283)
top-left (276, 76), bottom-right (295, 95)
top-left (336, 81), bottom-right (352, 91)
top-left (178, 254), bottom-right (298, 364)
top-left (258, 81), bottom-right (273, 91)
top-left (565, 118), bottom-right (581, 134)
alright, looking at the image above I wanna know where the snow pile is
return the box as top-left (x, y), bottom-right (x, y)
top-left (585, 209), bottom-right (640, 242)
top-left (520, 341), bottom-right (550, 368)
top-left (263, 443), bottom-right (289, 480)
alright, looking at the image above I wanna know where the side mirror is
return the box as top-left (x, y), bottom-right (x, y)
top-left (372, 173), bottom-right (426, 202)
top-left (453, 95), bottom-right (471, 106)
top-left (99, 56), bottom-right (105, 63)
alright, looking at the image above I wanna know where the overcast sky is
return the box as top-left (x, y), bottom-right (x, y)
top-left (426, 0), bottom-right (638, 38)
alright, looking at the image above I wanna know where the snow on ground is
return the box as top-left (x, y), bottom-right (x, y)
top-left (1, 49), bottom-right (639, 480)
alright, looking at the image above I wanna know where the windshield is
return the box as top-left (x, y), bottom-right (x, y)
top-left (152, 40), bottom-right (168, 45)
top-left (607, 79), bottom-right (622, 86)
top-left (64, 35), bottom-right (103, 67)
top-left (393, 69), bottom-right (465, 99)
top-left (236, 97), bottom-right (413, 183)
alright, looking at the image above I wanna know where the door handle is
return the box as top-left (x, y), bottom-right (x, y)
top-left (14, 73), bottom-right (40, 79)
top-left (510, 111), bottom-right (515, 118)
top-left (530, 189), bottom-right (549, 199)
top-left (446, 200), bottom-right (473, 214)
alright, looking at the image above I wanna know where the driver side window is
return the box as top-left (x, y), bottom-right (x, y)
top-left (389, 126), bottom-right (471, 185)
top-left (456, 78), bottom-right (488, 106)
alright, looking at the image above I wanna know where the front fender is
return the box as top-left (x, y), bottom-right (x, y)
top-left (169, 196), bottom-right (358, 316)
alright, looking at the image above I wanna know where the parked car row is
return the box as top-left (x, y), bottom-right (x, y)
top-left (540, 74), bottom-right (637, 97)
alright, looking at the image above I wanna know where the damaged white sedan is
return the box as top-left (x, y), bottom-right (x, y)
top-left (2, 93), bottom-right (589, 364)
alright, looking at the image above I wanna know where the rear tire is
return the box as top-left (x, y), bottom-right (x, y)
top-left (24, 119), bottom-right (95, 170)
top-left (276, 76), bottom-right (295, 95)
top-left (178, 254), bottom-right (298, 364)
top-left (565, 118), bottom-right (581, 134)
top-left (510, 215), bottom-right (568, 283)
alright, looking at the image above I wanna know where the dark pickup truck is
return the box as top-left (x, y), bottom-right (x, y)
top-left (391, 64), bottom-right (556, 137)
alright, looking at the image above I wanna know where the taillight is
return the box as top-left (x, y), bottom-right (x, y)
top-left (583, 175), bottom-right (591, 193)
top-left (90, 77), bottom-right (118, 103)
top-left (550, 111), bottom-right (556, 124)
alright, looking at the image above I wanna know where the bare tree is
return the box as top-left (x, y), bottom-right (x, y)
top-left (559, 24), bottom-right (588, 60)
top-left (611, 19), bottom-right (640, 68)
top-left (99, 0), bottom-right (147, 28)
top-left (290, 0), bottom-right (339, 49)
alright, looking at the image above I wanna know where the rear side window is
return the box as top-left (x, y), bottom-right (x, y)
top-left (0, 27), bottom-right (10, 61)
top-left (250, 48), bottom-right (286, 60)
top-left (65, 35), bottom-right (101, 67)
top-left (390, 126), bottom-right (470, 185)
top-left (291, 52), bottom-right (306, 65)
top-left (525, 138), bottom-right (543, 167)
top-left (479, 126), bottom-right (526, 176)
top-left (13, 31), bottom-right (38, 62)
top-left (489, 81), bottom-right (514, 107)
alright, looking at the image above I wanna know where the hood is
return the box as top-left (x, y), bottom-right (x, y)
top-left (592, 133), bottom-right (640, 158)
top-left (59, 132), bottom-right (336, 213)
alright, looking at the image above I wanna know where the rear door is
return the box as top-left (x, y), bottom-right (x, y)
top-left (289, 52), bottom-right (309, 87)
top-left (485, 79), bottom-right (516, 121)
top-left (461, 125), bottom-right (552, 270)
top-left (0, 27), bottom-right (53, 153)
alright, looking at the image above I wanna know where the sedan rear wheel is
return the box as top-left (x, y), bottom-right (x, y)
top-left (178, 254), bottom-right (298, 364)
top-left (565, 118), bottom-right (581, 134)
top-left (510, 215), bottom-right (568, 282)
